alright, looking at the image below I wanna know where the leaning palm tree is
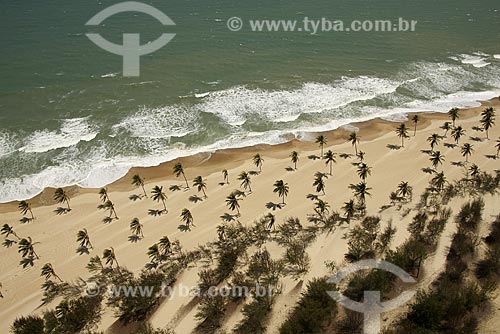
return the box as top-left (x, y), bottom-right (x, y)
top-left (18, 201), bottom-right (35, 220)
top-left (396, 181), bottom-right (413, 202)
top-left (448, 107), bottom-right (460, 127)
top-left (226, 192), bottom-right (241, 216)
top-left (290, 151), bottom-right (299, 170)
top-left (451, 126), bottom-right (465, 144)
top-left (440, 122), bottom-right (452, 137)
top-left (151, 185), bottom-right (168, 213)
top-left (131, 174), bottom-right (148, 198)
top-left (238, 171), bottom-right (252, 193)
top-left (103, 247), bottom-right (119, 268)
top-left (411, 115), bottom-right (420, 136)
top-left (460, 143), bottom-right (474, 163)
top-left (99, 200), bottom-right (119, 219)
top-left (349, 182), bottom-right (372, 205)
top-left (357, 163), bottom-right (372, 182)
top-left (130, 218), bottom-right (144, 238)
top-left (431, 172), bottom-right (447, 192)
top-left (253, 153), bottom-right (264, 173)
top-left (480, 107), bottom-right (496, 139)
top-left (429, 151), bottom-right (445, 171)
top-left (158, 236), bottom-right (171, 255)
top-left (348, 132), bottom-right (360, 155)
top-left (41, 263), bottom-right (62, 282)
top-left (76, 228), bottom-right (93, 249)
top-left (313, 175), bottom-right (326, 195)
top-left (18, 237), bottom-right (39, 259)
top-left (147, 244), bottom-right (162, 264)
top-left (222, 169), bottom-right (229, 184)
top-left (173, 162), bottom-right (189, 189)
top-left (427, 133), bottom-right (441, 152)
top-left (1, 224), bottom-right (19, 239)
top-left (315, 135), bottom-right (327, 156)
top-left (193, 176), bottom-right (208, 198)
top-left (495, 138), bottom-right (500, 157)
top-left (98, 187), bottom-right (110, 203)
top-left (395, 123), bottom-right (409, 147)
top-left (54, 188), bottom-right (71, 211)
top-left (265, 213), bottom-right (276, 230)
top-left (323, 150), bottom-right (336, 176)
top-left (342, 199), bottom-right (356, 222)
top-left (180, 208), bottom-right (194, 229)
top-left (273, 180), bottom-right (289, 205)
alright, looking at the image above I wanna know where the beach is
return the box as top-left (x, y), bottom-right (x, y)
top-left (0, 98), bottom-right (499, 333)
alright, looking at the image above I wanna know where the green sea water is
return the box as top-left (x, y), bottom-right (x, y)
top-left (0, 0), bottom-right (499, 202)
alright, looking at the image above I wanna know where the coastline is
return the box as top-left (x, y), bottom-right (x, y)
top-left (1, 96), bottom-right (498, 214)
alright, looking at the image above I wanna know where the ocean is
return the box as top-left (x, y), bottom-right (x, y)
top-left (1, 0), bottom-right (499, 202)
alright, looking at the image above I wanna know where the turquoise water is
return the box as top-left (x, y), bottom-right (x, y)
top-left (1, 0), bottom-right (500, 202)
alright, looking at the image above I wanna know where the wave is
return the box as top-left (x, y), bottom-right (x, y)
top-left (0, 131), bottom-right (18, 158)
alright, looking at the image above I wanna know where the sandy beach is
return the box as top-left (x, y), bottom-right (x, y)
top-left (1, 98), bottom-right (499, 334)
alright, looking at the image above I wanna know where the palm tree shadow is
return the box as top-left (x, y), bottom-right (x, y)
top-left (169, 185), bottom-right (182, 192)
top-left (102, 216), bottom-right (114, 224)
top-left (421, 167), bottom-right (436, 175)
top-left (472, 126), bottom-right (483, 132)
top-left (308, 154), bottom-right (321, 160)
top-left (19, 217), bottom-right (33, 224)
top-left (128, 235), bottom-right (142, 243)
top-left (76, 246), bottom-right (90, 255)
top-left (485, 154), bottom-right (498, 160)
top-left (379, 204), bottom-right (393, 213)
top-left (249, 170), bottom-right (260, 176)
top-left (444, 143), bottom-right (457, 149)
top-left (54, 207), bottom-right (71, 215)
top-left (220, 213), bottom-right (237, 222)
top-left (265, 202), bottom-right (283, 211)
top-left (306, 193), bottom-right (319, 201)
top-left (469, 136), bottom-right (483, 142)
top-left (386, 144), bottom-right (401, 150)
top-left (420, 149), bottom-right (433, 155)
top-left (285, 167), bottom-right (295, 172)
top-left (178, 224), bottom-right (191, 232)
top-left (218, 182), bottom-right (226, 186)
top-left (233, 189), bottom-right (247, 198)
top-left (128, 194), bottom-right (143, 201)
top-left (3, 239), bottom-right (17, 248)
top-left (148, 209), bottom-right (166, 216)
top-left (189, 195), bottom-right (204, 203)
top-left (339, 153), bottom-right (353, 159)
top-left (451, 161), bottom-right (464, 167)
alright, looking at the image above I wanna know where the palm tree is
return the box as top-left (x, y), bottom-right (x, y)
top-left (429, 151), bottom-right (445, 170)
top-left (357, 151), bottom-right (366, 162)
top-left (411, 115), bottom-right (420, 136)
top-left (313, 175), bottom-right (326, 195)
top-left (395, 123), bottom-right (409, 147)
top-left (348, 132), bottom-right (360, 155)
top-left (222, 169), bottom-right (229, 184)
top-left (173, 162), bottom-right (189, 189)
top-left (431, 172), bottom-right (447, 192)
top-left (496, 138), bottom-right (500, 157)
top-left (349, 182), bottom-right (372, 205)
top-left (130, 218), bottom-right (144, 238)
top-left (397, 181), bottom-right (412, 201)
top-left (226, 192), bottom-right (241, 216)
top-left (180, 208), bottom-right (194, 229)
top-left (41, 263), bottom-right (62, 282)
top-left (440, 122), bottom-right (452, 137)
top-left (1, 224), bottom-right (19, 239)
top-left (469, 164), bottom-right (480, 180)
top-left (158, 236), bottom-right (171, 255)
top-left (448, 107), bottom-right (460, 127)
top-left (18, 237), bottom-right (39, 259)
top-left (314, 199), bottom-right (330, 217)
top-left (451, 126), bottom-right (465, 144)
top-left (54, 188), bottom-right (71, 211)
top-left (132, 174), bottom-right (148, 198)
top-left (99, 200), bottom-right (118, 219)
top-left (98, 187), bottom-right (110, 203)
top-left (273, 180), bottom-right (289, 204)
top-left (427, 133), bottom-right (441, 152)
top-left (151, 185), bottom-right (168, 213)
top-left (147, 244), bottom-right (162, 264)
top-left (193, 176), bottom-right (207, 198)
top-left (315, 135), bottom-right (327, 156)
top-left (18, 201), bottom-right (34, 220)
top-left (217, 225), bottom-right (226, 240)
top-left (253, 153), bottom-right (264, 173)
top-left (290, 151), bottom-right (299, 170)
top-left (238, 171), bottom-right (252, 193)
top-left (342, 199), bottom-right (356, 222)
top-left (323, 150), bottom-right (336, 176)
top-left (461, 143), bottom-right (474, 163)
top-left (103, 247), bottom-right (119, 268)
top-left (480, 107), bottom-right (496, 139)
top-left (357, 163), bottom-right (372, 181)
top-left (76, 229), bottom-right (93, 249)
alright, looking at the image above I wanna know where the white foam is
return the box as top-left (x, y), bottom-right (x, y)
top-left (195, 92), bottom-right (210, 98)
top-left (198, 77), bottom-right (400, 125)
top-left (19, 118), bottom-right (98, 153)
top-left (101, 72), bottom-right (118, 78)
top-left (494, 55), bottom-right (500, 59)
top-left (458, 54), bottom-right (491, 68)
top-left (0, 131), bottom-right (17, 158)
top-left (112, 105), bottom-right (199, 139)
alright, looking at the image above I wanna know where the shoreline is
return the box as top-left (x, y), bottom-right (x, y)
top-left (1, 96), bottom-right (498, 213)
